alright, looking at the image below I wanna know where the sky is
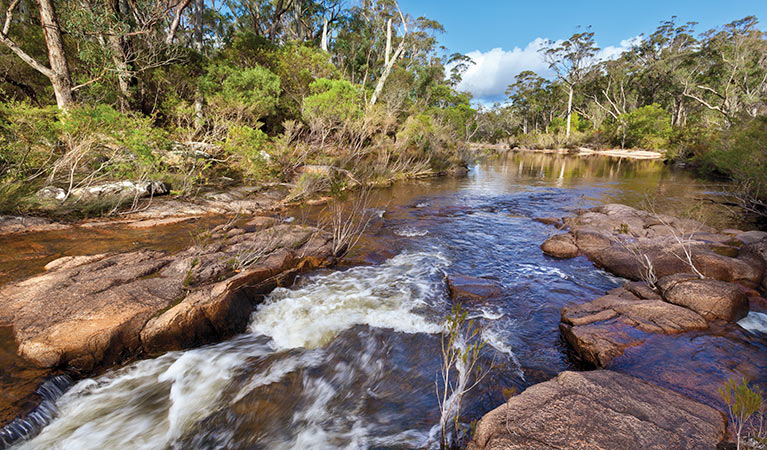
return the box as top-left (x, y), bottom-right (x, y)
top-left (397, 0), bottom-right (767, 104)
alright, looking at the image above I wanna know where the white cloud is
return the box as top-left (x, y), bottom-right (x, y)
top-left (596, 36), bottom-right (643, 62)
top-left (454, 36), bottom-right (641, 105)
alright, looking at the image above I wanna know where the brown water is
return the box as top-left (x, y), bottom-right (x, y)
top-left (2, 152), bottom-right (765, 449)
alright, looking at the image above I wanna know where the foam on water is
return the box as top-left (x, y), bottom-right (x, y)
top-left (249, 251), bottom-right (448, 349)
top-left (394, 227), bottom-right (429, 237)
top-left (15, 338), bottom-right (274, 450)
top-left (739, 312), bottom-right (767, 334)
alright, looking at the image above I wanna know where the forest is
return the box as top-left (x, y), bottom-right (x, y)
top-left (476, 17), bottom-right (767, 215)
top-left (1, 1), bottom-right (767, 218)
top-left (0, 0), bottom-right (475, 216)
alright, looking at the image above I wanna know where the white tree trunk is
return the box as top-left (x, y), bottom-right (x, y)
top-left (566, 84), bottom-right (573, 138)
top-left (193, 0), bottom-right (204, 129)
top-left (369, 44), bottom-right (403, 109)
top-left (321, 17), bottom-right (328, 51)
top-left (385, 18), bottom-right (392, 66)
top-left (166, 0), bottom-right (192, 45)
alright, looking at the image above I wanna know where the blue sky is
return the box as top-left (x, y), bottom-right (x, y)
top-left (397, 0), bottom-right (767, 104)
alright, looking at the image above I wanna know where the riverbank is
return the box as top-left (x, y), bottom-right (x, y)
top-left (469, 142), bottom-right (665, 160)
top-left (0, 164), bottom-right (470, 238)
top-left (0, 216), bottom-right (337, 445)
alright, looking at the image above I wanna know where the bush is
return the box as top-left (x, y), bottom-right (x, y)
top-left (221, 125), bottom-right (278, 180)
top-left (274, 43), bottom-right (337, 120)
top-left (303, 79), bottom-right (362, 125)
top-left (548, 112), bottom-right (590, 135)
top-left (302, 78), bottom-right (363, 139)
top-left (667, 121), bottom-right (714, 161)
top-left (0, 101), bottom-right (61, 180)
top-left (62, 104), bottom-right (169, 161)
top-left (608, 104), bottom-right (671, 149)
top-left (396, 113), bottom-right (437, 152)
top-left (702, 116), bottom-right (767, 197)
top-left (202, 63), bottom-right (281, 131)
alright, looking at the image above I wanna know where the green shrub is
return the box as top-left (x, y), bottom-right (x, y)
top-left (608, 104), bottom-right (671, 149)
top-left (275, 43), bottom-right (337, 119)
top-left (61, 104), bottom-right (169, 165)
top-left (302, 78), bottom-right (363, 131)
top-left (222, 125), bottom-right (278, 180)
top-left (702, 116), bottom-right (767, 197)
top-left (548, 112), bottom-right (590, 135)
top-left (396, 113), bottom-right (437, 152)
top-left (667, 121), bottom-right (714, 161)
top-left (202, 63), bottom-right (281, 127)
top-left (0, 101), bottom-right (61, 179)
top-left (720, 377), bottom-right (765, 449)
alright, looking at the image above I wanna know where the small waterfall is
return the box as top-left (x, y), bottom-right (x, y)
top-left (14, 251), bottom-right (456, 449)
top-left (0, 374), bottom-right (73, 449)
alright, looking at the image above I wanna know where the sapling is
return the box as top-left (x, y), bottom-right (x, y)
top-left (720, 377), bottom-right (765, 450)
top-left (436, 303), bottom-right (487, 450)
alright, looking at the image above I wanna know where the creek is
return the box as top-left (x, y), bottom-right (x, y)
top-left (4, 151), bottom-right (766, 449)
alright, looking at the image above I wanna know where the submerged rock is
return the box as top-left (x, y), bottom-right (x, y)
top-left (467, 370), bottom-right (726, 450)
top-left (446, 274), bottom-right (503, 303)
top-left (0, 215), bottom-right (71, 236)
top-left (539, 204), bottom-right (765, 368)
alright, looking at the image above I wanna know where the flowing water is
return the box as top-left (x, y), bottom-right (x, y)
top-left (4, 151), bottom-right (767, 449)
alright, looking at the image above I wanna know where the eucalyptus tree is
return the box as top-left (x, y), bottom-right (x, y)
top-left (0, 0), bottom-right (75, 109)
top-left (630, 17), bottom-right (697, 126)
top-left (681, 16), bottom-right (767, 123)
top-left (541, 29), bottom-right (598, 137)
top-left (505, 70), bottom-right (553, 133)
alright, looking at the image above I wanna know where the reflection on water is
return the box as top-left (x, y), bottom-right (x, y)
top-left (480, 152), bottom-right (741, 230)
top-left (4, 151), bottom-right (764, 449)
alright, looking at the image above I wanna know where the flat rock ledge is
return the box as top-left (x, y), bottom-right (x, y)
top-left (539, 204), bottom-right (765, 288)
top-left (538, 204), bottom-right (767, 367)
top-left (467, 370), bottom-right (726, 450)
top-left (0, 220), bottom-right (334, 373)
top-left (558, 278), bottom-right (749, 367)
top-left (0, 215), bottom-right (71, 235)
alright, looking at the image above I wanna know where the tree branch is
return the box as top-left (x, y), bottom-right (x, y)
top-left (2, 0), bottom-right (20, 35)
top-left (165, 0), bottom-right (192, 45)
top-left (0, 33), bottom-right (54, 79)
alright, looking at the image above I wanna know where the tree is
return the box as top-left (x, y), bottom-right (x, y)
top-left (506, 70), bottom-right (555, 133)
top-left (541, 29), bottom-right (599, 137)
top-left (368, 0), bottom-right (407, 108)
top-left (1, 0), bottom-right (75, 109)
top-left (681, 16), bottom-right (767, 123)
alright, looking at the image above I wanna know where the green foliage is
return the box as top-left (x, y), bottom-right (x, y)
top-left (396, 113), bottom-right (436, 151)
top-left (221, 125), bottom-right (277, 180)
top-left (0, 101), bottom-right (61, 179)
top-left (667, 121), bottom-right (714, 161)
top-left (701, 116), bottom-right (767, 198)
top-left (0, 0), bottom-right (479, 217)
top-left (0, 181), bottom-right (36, 214)
top-left (62, 104), bottom-right (169, 162)
top-left (302, 78), bottom-right (362, 128)
top-left (608, 104), bottom-right (672, 149)
top-left (203, 63), bottom-right (281, 122)
top-left (274, 42), bottom-right (337, 120)
top-left (720, 377), bottom-right (765, 449)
